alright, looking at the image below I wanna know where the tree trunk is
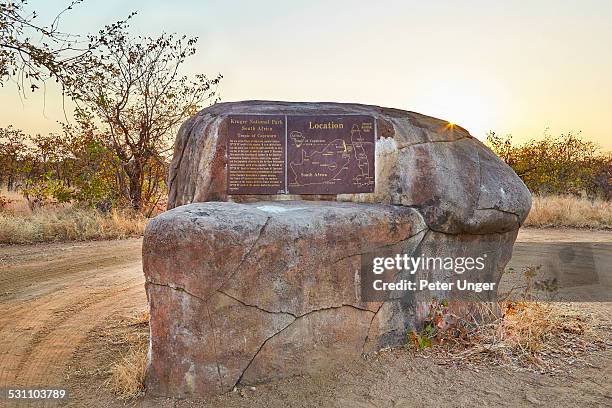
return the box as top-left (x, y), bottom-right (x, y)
top-left (125, 161), bottom-right (143, 211)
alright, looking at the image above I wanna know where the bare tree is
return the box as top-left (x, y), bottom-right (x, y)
top-left (65, 24), bottom-right (221, 211)
top-left (0, 0), bottom-right (132, 93)
top-left (1, 0), bottom-right (83, 91)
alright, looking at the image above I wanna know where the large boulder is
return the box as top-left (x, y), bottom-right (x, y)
top-left (143, 201), bottom-right (518, 396)
top-left (144, 100), bottom-right (531, 397)
top-left (167, 101), bottom-right (531, 234)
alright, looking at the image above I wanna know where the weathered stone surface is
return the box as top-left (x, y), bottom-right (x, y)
top-left (167, 101), bottom-right (531, 234)
top-left (143, 204), bottom-right (269, 302)
top-left (414, 229), bottom-right (520, 301)
top-left (146, 285), bottom-right (294, 396)
top-left (145, 201), bottom-right (426, 311)
top-left (144, 201), bottom-right (427, 396)
top-left (389, 138), bottom-right (530, 234)
top-left (144, 199), bottom-right (524, 396)
top-left (241, 306), bottom-right (373, 385)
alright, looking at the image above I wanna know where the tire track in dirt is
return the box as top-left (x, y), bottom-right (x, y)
top-left (0, 239), bottom-right (143, 303)
top-left (14, 280), bottom-right (143, 383)
top-left (0, 271), bottom-right (143, 386)
top-left (0, 238), bottom-right (146, 406)
top-left (17, 286), bottom-right (145, 407)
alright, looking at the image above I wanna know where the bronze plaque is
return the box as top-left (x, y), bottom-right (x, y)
top-left (226, 114), bottom-right (376, 195)
top-left (227, 115), bottom-right (286, 195)
top-left (286, 115), bottom-right (375, 194)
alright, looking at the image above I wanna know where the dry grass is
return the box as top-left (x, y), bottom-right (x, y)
top-left (524, 195), bottom-right (612, 229)
top-left (495, 302), bottom-right (585, 353)
top-left (415, 301), bottom-right (606, 373)
top-left (0, 206), bottom-right (146, 244)
top-left (107, 344), bottom-right (148, 400)
top-left (127, 310), bottom-right (150, 327)
top-left (103, 310), bottom-right (150, 400)
top-left (0, 188), bottom-right (146, 243)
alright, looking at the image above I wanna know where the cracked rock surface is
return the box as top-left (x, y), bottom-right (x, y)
top-left (144, 201), bottom-right (519, 397)
top-left (144, 201), bottom-right (426, 396)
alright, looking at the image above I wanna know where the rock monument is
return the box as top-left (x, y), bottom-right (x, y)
top-left (143, 101), bottom-right (531, 397)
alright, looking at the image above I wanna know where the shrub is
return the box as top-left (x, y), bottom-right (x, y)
top-left (487, 131), bottom-right (611, 199)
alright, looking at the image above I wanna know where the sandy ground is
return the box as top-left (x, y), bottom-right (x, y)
top-left (0, 228), bottom-right (610, 407)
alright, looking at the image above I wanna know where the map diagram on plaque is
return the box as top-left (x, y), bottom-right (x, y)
top-left (287, 115), bottom-right (375, 194)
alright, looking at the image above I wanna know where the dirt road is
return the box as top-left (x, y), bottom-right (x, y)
top-left (0, 229), bottom-right (610, 407)
top-left (0, 239), bottom-right (146, 406)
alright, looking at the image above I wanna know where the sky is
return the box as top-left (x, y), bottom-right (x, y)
top-left (1, 0), bottom-right (611, 149)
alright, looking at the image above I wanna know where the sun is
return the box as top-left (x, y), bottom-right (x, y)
top-left (410, 80), bottom-right (502, 139)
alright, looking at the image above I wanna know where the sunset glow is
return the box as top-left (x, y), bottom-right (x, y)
top-left (1, 0), bottom-right (611, 149)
